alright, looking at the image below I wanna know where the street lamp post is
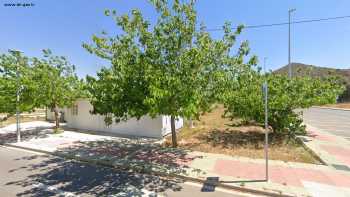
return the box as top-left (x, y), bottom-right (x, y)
top-left (288, 8), bottom-right (296, 78)
top-left (8, 49), bottom-right (23, 143)
top-left (263, 57), bottom-right (269, 181)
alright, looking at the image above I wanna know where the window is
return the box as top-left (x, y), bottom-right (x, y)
top-left (72, 104), bottom-right (78, 116)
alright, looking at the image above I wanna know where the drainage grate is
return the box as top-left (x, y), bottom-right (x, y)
top-left (332, 164), bottom-right (350, 172)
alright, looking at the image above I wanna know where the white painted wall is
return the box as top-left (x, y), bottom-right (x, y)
top-left (161, 116), bottom-right (184, 136)
top-left (64, 99), bottom-right (183, 138)
top-left (46, 108), bottom-right (67, 122)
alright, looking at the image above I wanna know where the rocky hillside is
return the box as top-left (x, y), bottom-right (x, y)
top-left (274, 63), bottom-right (350, 102)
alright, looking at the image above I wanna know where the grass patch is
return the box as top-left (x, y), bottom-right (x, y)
top-left (166, 105), bottom-right (322, 164)
top-left (53, 127), bottom-right (64, 134)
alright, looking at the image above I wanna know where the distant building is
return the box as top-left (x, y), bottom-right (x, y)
top-left (46, 99), bottom-right (183, 138)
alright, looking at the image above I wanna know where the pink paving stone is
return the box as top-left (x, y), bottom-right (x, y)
top-left (323, 171), bottom-right (350, 188)
top-left (294, 168), bottom-right (332, 186)
top-left (307, 130), bottom-right (338, 142)
top-left (214, 160), bottom-right (266, 180)
top-left (214, 159), bottom-right (350, 188)
top-left (270, 166), bottom-right (303, 187)
top-left (213, 159), bottom-right (302, 186)
top-left (321, 145), bottom-right (350, 166)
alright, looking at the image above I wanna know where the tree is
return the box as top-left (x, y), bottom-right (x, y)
top-left (0, 51), bottom-right (38, 116)
top-left (32, 49), bottom-right (83, 130)
top-left (223, 66), bottom-right (345, 137)
top-left (83, 0), bottom-right (256, 147)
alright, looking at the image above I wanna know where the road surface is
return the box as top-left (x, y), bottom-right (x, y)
top-left (303, 107), bottom-right (350, 140)
top-left (0, 146), bottom-right (254, 197)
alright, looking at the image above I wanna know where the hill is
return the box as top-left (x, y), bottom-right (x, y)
top-left (274, 63), bottom-right (350, 102)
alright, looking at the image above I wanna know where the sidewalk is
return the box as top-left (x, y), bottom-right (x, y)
top-left (1, 121), bottom-right (350, 196)
top-left (300, 124), bottom-right (350, 170)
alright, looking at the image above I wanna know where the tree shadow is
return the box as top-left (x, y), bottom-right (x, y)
top-left (0, 126), bottom-right (54, 144)
top-left (56, 138), bottom-right (204, 176)
top-left (6, 154), bottom-right (185, 196)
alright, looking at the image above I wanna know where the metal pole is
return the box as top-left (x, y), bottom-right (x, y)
top-left (288, 11), bottom-right (291, 78)
top-left (9, 49), bottom-right (22, 142)
top-left (263, 57), bottom-right (269, 181)
top-left (288, 9), bottom-right (296, 78)
top-left (16, 55), bottom-right (20, 142)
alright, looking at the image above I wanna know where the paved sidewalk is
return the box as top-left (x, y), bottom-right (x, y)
top-left (300, 125), bottom-right (350, 170)
top-left (1, 121), bottom-right (350, 196)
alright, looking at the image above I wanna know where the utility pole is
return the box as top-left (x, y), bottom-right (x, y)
top-left (9, 49), bottom-right (22, 143)
top-left (263, 57), bottom-right (269, 181)
top-left (288, 8), bottom-right (296, 78)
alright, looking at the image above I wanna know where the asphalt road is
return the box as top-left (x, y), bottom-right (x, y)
top-left (302, 107), bottom-right (350, 139)
top-left (0, 146), bottom-right (254, 197)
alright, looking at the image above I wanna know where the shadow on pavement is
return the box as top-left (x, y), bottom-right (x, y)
top-left (57, 138), bottom-right (203, 175)
top-left (0, 126), bottom-right (53, 144)
top-left (6, 154), bottom-right (185, 196)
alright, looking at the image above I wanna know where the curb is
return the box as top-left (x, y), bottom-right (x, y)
top-left (2, 143), bottom-right (296, 197)
top-left (312, 106), bottom-right (350, 111)
top-left (295, 136), bottom-right (327, 166)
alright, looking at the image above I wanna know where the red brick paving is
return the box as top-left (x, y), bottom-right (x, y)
top-left (321, 145), bottom-right (350, 166)
top-left (307, 130), bottom-right (338, 142)
top-left (213, 159), bottom-right (350, 188)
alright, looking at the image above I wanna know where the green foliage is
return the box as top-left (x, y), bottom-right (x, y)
top-left (0, 51), bottom-right (38, 114)
top-left (32, 49), bottom-right (84, 128)
top-left (83, 0), bottom-right (256, 146)
top-left (83, 0), bottom-right (255, 123)
top-left (223, 67), bottom-right (345, 136)
top-left (0, 49), bottom-right (83, 129)
top-left (32, 49), bottom-right (83, 109)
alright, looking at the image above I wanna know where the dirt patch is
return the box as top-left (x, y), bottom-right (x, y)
top-left (323, 102), bottom-right (350, 109)
top-left (0, 116), bottom-right (45, 128)
top-left (166, 105), bottom-right (322, 164)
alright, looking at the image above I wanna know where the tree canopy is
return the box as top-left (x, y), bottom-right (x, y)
top-left (32, 49), bottom-right (84, 129)
top-left (0, 49), bottom-right (83, 130)
top-left (222, 67), bottom-right (345, 136)
top-left (83, 0), bottom-right (256, 146)
top-left (0, 51), bottom-right (38, 114)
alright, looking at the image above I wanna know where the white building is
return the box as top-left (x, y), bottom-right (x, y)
top-left (47, 99), bottom-right (183, 138)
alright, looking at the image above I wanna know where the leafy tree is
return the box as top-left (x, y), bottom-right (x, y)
top-left (223, 66), bottom-right (345, 137)
top-left (0, 51), bottom-right (38, 116)
top-left (83, 0), bottom-right (256, 147)
top-left (32, 49), bottom-right (83, 130)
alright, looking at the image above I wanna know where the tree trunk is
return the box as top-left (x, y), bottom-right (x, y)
top-left (189, 117), bottom-right (195, 128)
top-left (45, 106), bottom-right (48, 121)
top-left (54, 106), bottom-right (59, 129)
top-left (170, 115), bottom-right (177, 148)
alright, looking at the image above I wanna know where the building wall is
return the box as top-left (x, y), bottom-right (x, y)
top-left (161, 116), bottom-right (184, 136)
top-left (46, 108), bottom-right (67, 122)
top-left (64, 99), bottom-right (183, 138)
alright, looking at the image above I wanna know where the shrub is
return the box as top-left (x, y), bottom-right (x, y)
top-left (223, 69), bottom-right (344, 137)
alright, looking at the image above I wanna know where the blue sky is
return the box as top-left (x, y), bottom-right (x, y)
top-left (1, 0), bottom-right (350, 78)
